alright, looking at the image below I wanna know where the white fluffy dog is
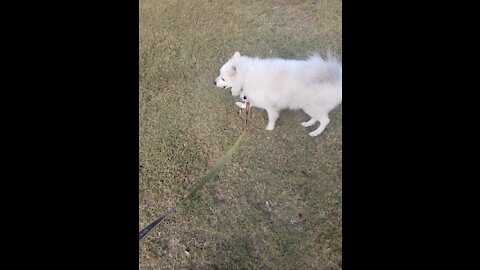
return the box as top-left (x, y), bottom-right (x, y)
top-left (213, 51), bottom-right (342, 136)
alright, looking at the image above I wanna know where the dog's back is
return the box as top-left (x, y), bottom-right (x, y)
top-left (240, 54), bottom-right (342, 111)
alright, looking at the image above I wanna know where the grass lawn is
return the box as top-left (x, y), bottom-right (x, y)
top-left (140, 0), bottom-right (342, 268)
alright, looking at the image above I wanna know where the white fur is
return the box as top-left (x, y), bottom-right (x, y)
top-left (235, 101), bottom-right (247, 109)
top-left (213, 51), bottom-right (342, 136)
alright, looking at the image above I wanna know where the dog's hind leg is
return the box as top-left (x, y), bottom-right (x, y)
top-left (301, 118), bottom-right (317, 127)
top-left (304, 108), bottom-right (330, 136)
top-left (309, 114), bottom-right (330, 136)
top-left (265, 107), bottom-right (280, 130)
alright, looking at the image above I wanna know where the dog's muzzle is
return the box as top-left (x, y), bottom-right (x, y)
top-left (213, 80), bottom-right (227, 89)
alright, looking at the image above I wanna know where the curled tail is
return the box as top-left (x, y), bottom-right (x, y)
top-left (304, 51), bottom-right (342, 84)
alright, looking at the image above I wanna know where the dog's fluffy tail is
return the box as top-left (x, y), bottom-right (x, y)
top-left (303, 51), bottom-right (342, 84)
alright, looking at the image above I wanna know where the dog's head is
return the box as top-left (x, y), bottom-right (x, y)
top-left (213, 51), bottom-right (241, 90)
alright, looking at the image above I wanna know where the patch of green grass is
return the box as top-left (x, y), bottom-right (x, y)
top-left (140, 0), bottom-right (342, 269)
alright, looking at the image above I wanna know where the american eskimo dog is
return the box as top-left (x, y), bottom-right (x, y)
top-left (213, 51), bottom-right (342, 136)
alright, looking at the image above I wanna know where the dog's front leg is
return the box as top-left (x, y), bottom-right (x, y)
top-left (265, 107), bottom-right (280, 130)
top-left (235, 102), bottom-right (246, 109)
top-left (235, 92), bottom-right (247, 108)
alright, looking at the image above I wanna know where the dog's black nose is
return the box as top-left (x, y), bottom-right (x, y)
top-left (213, 79), bottom-right (216, 86)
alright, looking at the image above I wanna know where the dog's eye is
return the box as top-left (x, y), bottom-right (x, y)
top-left (221, 77), bottom-right (225, 81)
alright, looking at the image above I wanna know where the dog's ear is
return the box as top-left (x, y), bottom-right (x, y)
top-left (233, 51), bottom-right (241, 58)
top-left (229, 65), bottom-right (237, 76)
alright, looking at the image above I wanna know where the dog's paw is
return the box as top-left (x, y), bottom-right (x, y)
top-left (266, 125), bottom-right (275, 131)
top-left (308, 130), bottom-right (322, 137)
top-left (301, 118), bottom-right (317, 127)
top-left (235, 102), bottom-right (246, 109)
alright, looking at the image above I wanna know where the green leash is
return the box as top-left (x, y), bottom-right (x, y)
top-left (139, 131), bottom-right (246, 241)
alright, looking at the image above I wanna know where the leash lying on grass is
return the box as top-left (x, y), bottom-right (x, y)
top-left (139, 131), bottom-right (246, 241)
